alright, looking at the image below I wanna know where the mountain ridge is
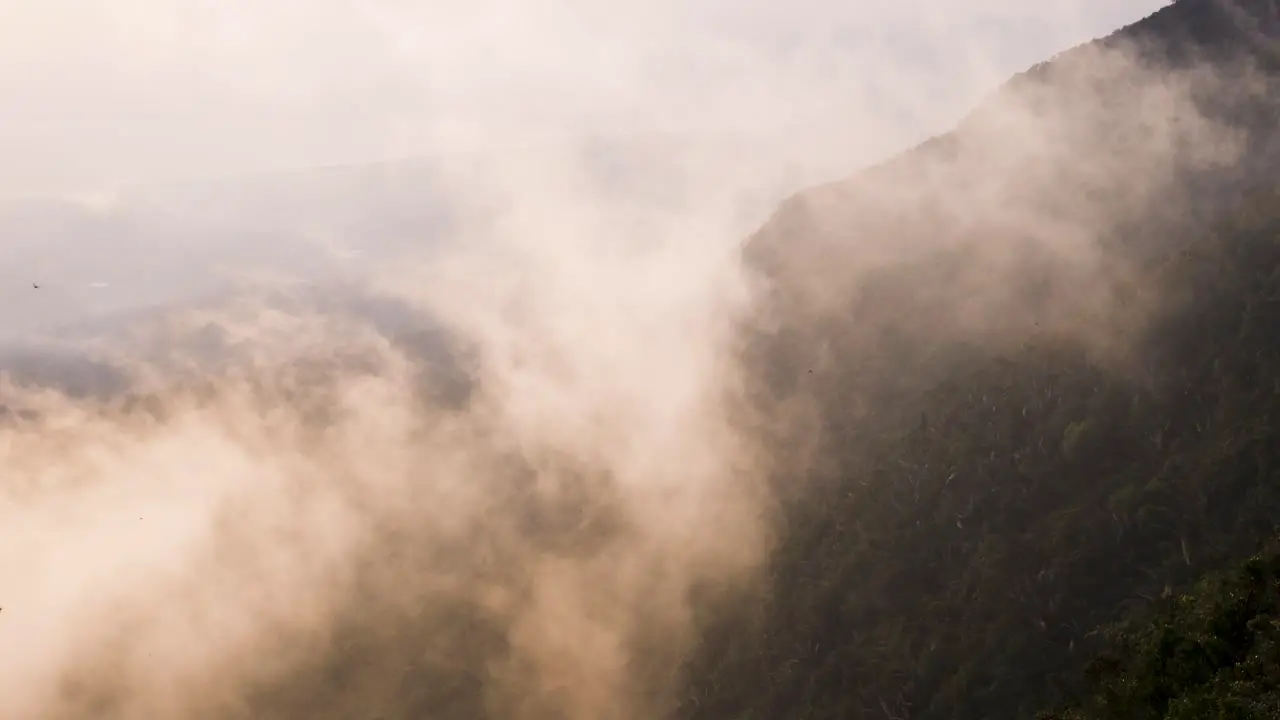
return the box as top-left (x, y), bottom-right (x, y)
top-left (693, 0), bottom-right (1280, 717)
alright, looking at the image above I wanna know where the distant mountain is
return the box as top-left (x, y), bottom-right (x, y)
top-left (0, 279), bottom-right (475, 424)
top-left (0, 161), bottom-right (454, 340)
top-left (0, 131), bottom-right (822, 343)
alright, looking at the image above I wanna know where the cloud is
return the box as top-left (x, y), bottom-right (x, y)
top-left (0, 107), bottom-right (780, 720)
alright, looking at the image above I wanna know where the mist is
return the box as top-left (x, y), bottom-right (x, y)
top-left (2, 0), bottom-right (1258, 718)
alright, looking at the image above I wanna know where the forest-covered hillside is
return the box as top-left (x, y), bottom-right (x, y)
top-left (684, 182), bottom-right (1280, 720)
top-left (674, 1), bottom-right (1280, 718)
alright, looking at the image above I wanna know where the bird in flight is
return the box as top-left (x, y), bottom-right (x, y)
top-left (32, 282), bottom-right (39, 289)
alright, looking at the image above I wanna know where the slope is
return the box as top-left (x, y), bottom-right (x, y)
top-left (675, 1), bottom-right (1280, 718)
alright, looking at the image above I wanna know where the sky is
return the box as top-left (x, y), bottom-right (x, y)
top-left (0, 0), bottom-right (1170, 199)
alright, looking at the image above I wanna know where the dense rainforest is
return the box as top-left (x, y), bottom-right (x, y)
top-left (674, 0), bottom-right (1280, 718)
top-left (1040, 542), bottom-right (1280, 718)
top-left (683, 180), bottom-right (1280, 720)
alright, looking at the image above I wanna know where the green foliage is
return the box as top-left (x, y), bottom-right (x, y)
top-left (1052, 547), bottom-right (1280, 719)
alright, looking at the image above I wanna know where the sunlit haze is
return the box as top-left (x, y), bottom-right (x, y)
top-left (2, 0), bottom-right (1166, 197)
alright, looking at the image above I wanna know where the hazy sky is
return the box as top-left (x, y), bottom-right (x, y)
top-left (1, 0), bottom-right (1169, 198)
